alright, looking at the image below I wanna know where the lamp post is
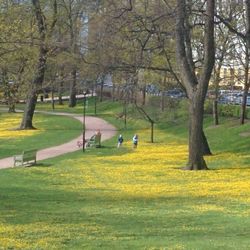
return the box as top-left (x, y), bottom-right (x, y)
top-left (82, 91), bottom-right (87, 152)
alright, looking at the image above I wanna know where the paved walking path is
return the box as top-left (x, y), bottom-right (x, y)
top-left (0, 112), bottom-right (117, 169)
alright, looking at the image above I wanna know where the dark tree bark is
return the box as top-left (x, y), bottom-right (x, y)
top-left (212, 65), bottom-right (222, 126)
top-left (20, 88), bottom-right (39, 129)
top-left (202, 130), bottom-right (212, 156)
top-left (186, 98), bottom-right (208, 170)
top-left (142, 85), bottom-right (146, 106)
top-left (68, 69), bottom-right (77, 107)
top-left (51, 87), bottom-right (55, 110)
top-left (213, 100), bottom-right (219, 125)
top-left (176, 0), bottom-right (215, 170)
top-left (240, 46), bottom-right (249, 124)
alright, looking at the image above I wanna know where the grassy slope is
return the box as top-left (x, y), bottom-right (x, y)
top-left (0, 111), bottom-right (82, 158)
top-left (1, 99), bottom-right (250, 249)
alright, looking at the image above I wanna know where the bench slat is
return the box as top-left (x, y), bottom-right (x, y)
top-left (13, 149), bottom-right (37, 167)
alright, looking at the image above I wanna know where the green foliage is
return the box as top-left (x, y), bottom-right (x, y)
top-left (204, 100), bottom-right (214, 114)
top-left (204, 100), bottom-right (248, 118)
top-left (219, 104), bottom-right (242, 117)
top-left (0, 1), bottom-right (38, 103)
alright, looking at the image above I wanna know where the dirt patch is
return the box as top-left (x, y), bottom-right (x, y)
top-left (240, 132), bottom-right (250, 137)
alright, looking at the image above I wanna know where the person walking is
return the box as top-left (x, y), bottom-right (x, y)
top-left (132, 134), bottom-right (138, 148)
top-left (117, 134), bottom-right (124, 148)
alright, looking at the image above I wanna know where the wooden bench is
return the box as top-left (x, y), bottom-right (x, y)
top-left (13, 149), bottom-right (37, 167)
top-left (86, 133), bottom-right (101, 148)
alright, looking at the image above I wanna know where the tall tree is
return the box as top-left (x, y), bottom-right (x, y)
top-left (175, 0), bottom-right (215, 170)
top-left (212, 24), bottom-right (231, 125)
top-left (216, 0), bottom-right (250, 124)
top-left (20, 0), bottom-right (57, 129)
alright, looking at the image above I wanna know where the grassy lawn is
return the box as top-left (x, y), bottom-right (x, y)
top-left (1, 100), bottom-right (250, 249)
top-left (0, 110), bottom-right (82, 158)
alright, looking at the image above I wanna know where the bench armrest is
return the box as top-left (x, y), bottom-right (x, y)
top-left (14, 154), bottom-right (23, 161)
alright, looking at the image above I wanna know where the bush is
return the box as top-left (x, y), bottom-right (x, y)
top-left (204, 100), bottom-right (248, 118)
top-left (218, 104), bottom-right (240, 117)
top-left (204, 100), bottom-right (213, 114)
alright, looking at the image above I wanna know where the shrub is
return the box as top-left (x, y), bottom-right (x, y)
top-left (204, 100), bottom-right (213, 114)
top-left (218, 104), bottom-right (240, 117)
top-left (204, 100), bottom-right (250, 118)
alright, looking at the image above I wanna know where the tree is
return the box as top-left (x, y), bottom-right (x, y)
top-left (86, 0), bottom-right (213, 156)
top-left (0, 1), bottom-right (34, 113)
top-left (216, 0), bottom-right (250, 124)
top-left (135, 103), bottom-right (155, 143)
top-left (20, 0), bottom-right (57, 129)
top-left (175, 0), bottom-right (215, 170)
top-left (211, 23), bottom-right (231, 125)
top-left (59, 0), bottom-right (83, 107)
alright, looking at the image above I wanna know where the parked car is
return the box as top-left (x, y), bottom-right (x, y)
top-left (219, 91), bottom-right (250, 106)
top-left (234, 93), bottom-right (250, 106)
top-left (164, 88), bottom-right (186, 98)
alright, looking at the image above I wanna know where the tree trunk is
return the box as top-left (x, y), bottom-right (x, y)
top-left (161, 91), bottom-right (165, 112)
top-left (51, 88), bottom-right (55, 110)
top-left (241, 1), bottom-right (250, 124)
top-left (240, 48), bottom-right (249, 124)
top-left (185, 98), bottom-right (208, 170)
top-left (20, 88), bottom-right (38, 129)
top-left (151, 121), bottom-right (154, 143)
top-left (8, 103), bottom-right (16, 113)
top-left (142, 85), bottom-right (146, 106)
top-left (68, 0), bottom-right (78, 108)
top-left (68, 69), bottom-right (77, 107)
top-left (176, 0), bottom-right (214, 170)
top-left (58, 71), bottom-right (64, 105)
top-left (117, 85), bottom-right (121, 100)
top-left (240, 87), bottom-right (249, 124)
top-left (213, 68), bottom-right (221, 125)
top-left (58, 81), bottom-right (64, 105)
top-left (20, 1), bottom-right (48, 129)
top-left (202, 130), bottom-right (212, 155)
top-left (213, 99), bottom-right (219, 125)
top-left (99, 81), bottom-right (104, 102)
top-left (20, 47), bottom-right (47, 129)
top-left (112, 84), bottom-right (116, 101)
top-left (6, 88), bottom-right (16, 113)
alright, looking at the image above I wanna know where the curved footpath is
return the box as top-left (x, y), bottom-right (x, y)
top-left (0, 112), bottom-right (117, 169)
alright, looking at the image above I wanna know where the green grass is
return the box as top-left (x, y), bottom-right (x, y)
top-left (1, 99), bottom-right (250, 249)
top-left (0, 111), bottom-right (82, 158)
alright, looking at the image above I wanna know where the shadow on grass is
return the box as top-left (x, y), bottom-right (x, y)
top-left (33, 163), bottom-right (52, 168)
